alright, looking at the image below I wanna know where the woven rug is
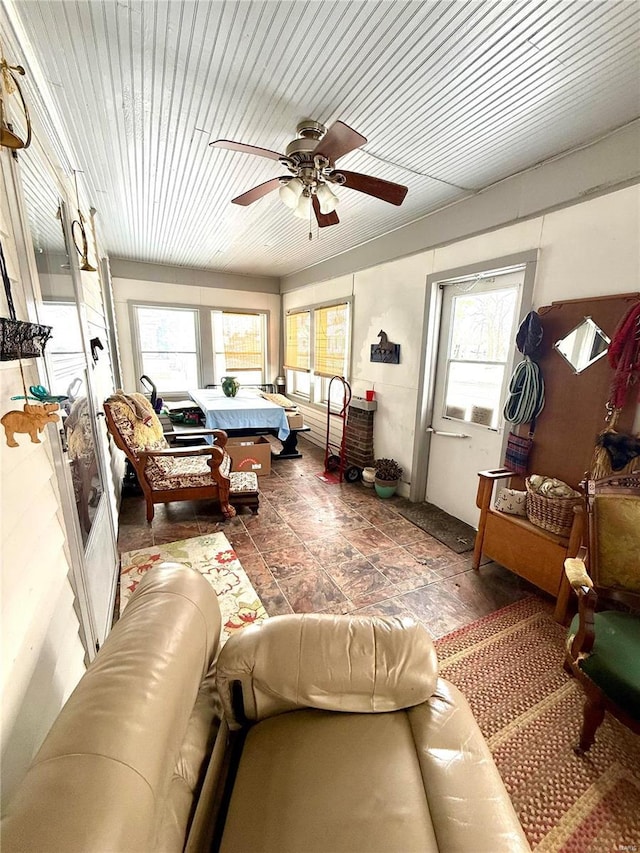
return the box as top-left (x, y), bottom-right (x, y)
top-left (120, 532), bottom-right (268, 645)
top-left (435, 596), bottom-right (640, 852)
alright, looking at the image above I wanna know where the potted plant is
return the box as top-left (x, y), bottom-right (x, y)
top-left (374, 458), bottom-right (402, 498)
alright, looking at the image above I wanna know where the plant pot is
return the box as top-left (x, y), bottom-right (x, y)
top-left (221, 376), bottom-right (240, 397)
top-left (374, 477), bottom-right (398, 498)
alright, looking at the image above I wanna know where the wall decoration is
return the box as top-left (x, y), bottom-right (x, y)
top-left (1, 240), bottom-right (52, 362)
top-left (1, 402), bottom-right (60, 447)
top-left (0, 51), bottom-right (31, 150)
top-left (370, 329), bottom-right (400, 364)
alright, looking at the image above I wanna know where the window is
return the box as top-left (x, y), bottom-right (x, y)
top-left (131, 303), bottom-right (269, 394)
top-left (39, 301), bottom-right (85, 397)
top-left (134, 305), bottom-right (199, 392)
top-left (212, 310), bottom-right (266, 385)
top-left (442, 287), bottom-right (518, 428)
top-left (285, 301), bottom-right (351, 406)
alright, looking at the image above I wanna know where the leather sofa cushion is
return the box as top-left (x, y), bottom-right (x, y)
top-left (220, 678), bottom-right (530, 853)
top-left (217, 612), bottom-right (438, 728)
top-left (220, 708), bottom-right (438, 853)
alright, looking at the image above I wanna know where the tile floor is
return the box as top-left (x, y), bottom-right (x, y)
top-left (116, 438), bottom-right (541, 638)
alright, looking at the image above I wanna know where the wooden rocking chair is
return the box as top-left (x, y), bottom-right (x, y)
top-left (104, 393), bottom-right (259, 522)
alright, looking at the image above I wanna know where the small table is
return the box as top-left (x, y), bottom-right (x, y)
top-left (188, 388), bottom-right (290, 442)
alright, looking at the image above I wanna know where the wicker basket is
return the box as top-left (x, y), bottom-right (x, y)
top-left (525, 478), bottom-right (582, 537)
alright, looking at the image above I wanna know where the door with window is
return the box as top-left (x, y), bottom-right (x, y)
top-left (16, 151), bottom-right (119, 654)
top-left (425, 269), bottom-right (525, 527)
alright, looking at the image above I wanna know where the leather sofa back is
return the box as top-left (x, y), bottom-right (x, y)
top-left (1, 564), bottom-right (221, 853)
top-left (217, 612), bottom-right (438, 729)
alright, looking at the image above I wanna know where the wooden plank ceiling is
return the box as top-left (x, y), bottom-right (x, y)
top-left (3, 0), bottom-right (639, 277)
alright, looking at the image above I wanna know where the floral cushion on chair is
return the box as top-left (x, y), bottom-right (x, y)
top-left (146, 454), bottom-right (257, 493)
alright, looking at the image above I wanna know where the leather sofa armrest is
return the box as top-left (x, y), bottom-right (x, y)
top-left (216, 613), bottom-right (438, 730)
top-left (1, 565), bottom-right (222, 853)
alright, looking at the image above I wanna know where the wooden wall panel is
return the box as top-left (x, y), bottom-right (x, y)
top-left (520, 292), bottom-right (639, 488)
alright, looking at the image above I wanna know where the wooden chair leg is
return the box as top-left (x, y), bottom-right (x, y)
top-left (146, 497), bottom-right (154, 523)
top-left (575, 695), bottom-right (605, 755)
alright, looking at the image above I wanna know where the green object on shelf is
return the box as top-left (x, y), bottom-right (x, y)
top-left (222, 376), bottom-right (240, 397)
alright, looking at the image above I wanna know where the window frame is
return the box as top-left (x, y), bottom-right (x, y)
top-left (129, 300), bottom-right (270, 396)
top-left (211, 309), bottom-right (268, 386)
top-left (439, 283), bottom-right (520, 430)
top-left (284, 297), bottom-right (352, 409)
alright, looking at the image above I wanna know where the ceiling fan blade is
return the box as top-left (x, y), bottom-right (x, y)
top-left (313, 121), bottom-right (367, 163)
top-left (210, 139), bottom-right (284, 161)
top-left (312, 194), bottom-right (339, 227)
top-left (334, 170), bottom-right (408, 206)
top-left (232, 178), bottom-right (285, 206)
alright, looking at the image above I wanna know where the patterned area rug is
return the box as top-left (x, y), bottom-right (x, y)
top-left (435, 597), bottom-right (640, 852)
top-left (120, 532), bottom-right (268, 645)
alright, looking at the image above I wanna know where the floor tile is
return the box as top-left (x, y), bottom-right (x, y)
top-left (325, 556), bottom-right (389, 600)
top-left (341, 526), bottom-right (397, 556)
top-left (264, 543), bottom-right (322, 579)
top-left (277, 567), bottom-right (348, 613)
top-left (115, 438), bottom-right (544, 635)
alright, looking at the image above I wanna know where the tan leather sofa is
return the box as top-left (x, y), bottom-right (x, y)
top-left (2, 564), bottom-right (530, 853)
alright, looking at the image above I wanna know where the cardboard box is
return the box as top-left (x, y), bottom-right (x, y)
top-left (286, 412), bottom-right (304, 430)
top-left (226, 436), bottom-right (271, 476)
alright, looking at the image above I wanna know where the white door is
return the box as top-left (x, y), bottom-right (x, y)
top-left (425, 268), bottom-right (524, 527)
top-left (16, 152), bottom-right (118, 654)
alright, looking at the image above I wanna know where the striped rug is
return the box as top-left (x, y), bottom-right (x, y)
top-left (435, 597), bottom-right (640, 852)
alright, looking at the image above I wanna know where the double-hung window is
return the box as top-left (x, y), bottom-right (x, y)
top-left (212, 310), bottom-right (266, 386)
top-left (133, 305), bottom-right (199, 392)
top-left (285, 300), bottom-right (350, 406)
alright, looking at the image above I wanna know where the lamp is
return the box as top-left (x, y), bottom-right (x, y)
top-left (279, 177), bottom-right (304, 209)
top-left (316, 182), bottom-right (339, 214)
top-left (293, 191), bottom-right (311, 220)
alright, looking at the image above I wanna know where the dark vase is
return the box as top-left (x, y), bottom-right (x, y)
top-left (221, 376), bottom-right (240, 397)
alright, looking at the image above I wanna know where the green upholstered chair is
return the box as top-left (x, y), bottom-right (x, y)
top-left (564, 471), bottom-right (640, 754)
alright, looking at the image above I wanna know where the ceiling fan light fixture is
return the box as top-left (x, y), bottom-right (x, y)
top-left (293, 192), bottom-right (312, 220)
top-left (316, 182), bottom-right (339, 214)
top-left (279, 177), bottom-right (304, 209)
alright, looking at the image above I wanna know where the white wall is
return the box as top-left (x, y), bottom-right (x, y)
top-left (112, 277), bottom-right (282, 393)
top-left (1, 152), bottom-right (86, 811)
top-left (283, 185), bottom-right (640, 493)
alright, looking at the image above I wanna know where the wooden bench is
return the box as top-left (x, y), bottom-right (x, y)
top-left (473, 468), bottom-right (584, 622)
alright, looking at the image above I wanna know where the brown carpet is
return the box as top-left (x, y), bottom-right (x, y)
top-left (435, 597), bottom-right (640, 852)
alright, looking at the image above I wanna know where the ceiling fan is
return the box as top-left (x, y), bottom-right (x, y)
top-left (210, 119), bottom-right (408, 228)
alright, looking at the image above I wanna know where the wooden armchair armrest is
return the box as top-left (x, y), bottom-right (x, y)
top-left (168, 428), bottom-right (228, 447)
top-left (478, 468), bottom-right (515, 481)
top-left (475, 468), bottom-right (514, 510)
top-left (565, 546), bottom-right (597, 658)
top-left (564, 548), bottom-right (592, 592)
top-left (139, 445), bottom-right (225, 470)
top-left (139, 445), bottom-right (223, 460)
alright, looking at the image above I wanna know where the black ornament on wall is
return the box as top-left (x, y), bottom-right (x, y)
top-left (370, 330), bottom-right (400, 364)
